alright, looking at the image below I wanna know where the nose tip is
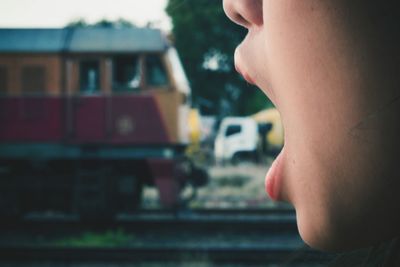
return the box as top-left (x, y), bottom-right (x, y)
top-left (223, 0), bottom-right (263, 29)
top-left (223, 0), bottom-right (250, 28)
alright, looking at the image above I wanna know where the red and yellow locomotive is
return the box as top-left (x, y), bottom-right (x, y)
top-left (0, 28), bottom-right (206, 218)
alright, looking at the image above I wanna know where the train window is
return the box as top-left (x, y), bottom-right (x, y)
top-left (21, 66), bottom-right (46, 94)
top-left (80, 60), bottom-right (100, 93)
top-left (146, 54), bottom-right (168, 87)
top-left (112, 56), bottom-right (141, 92)
top-left (0, 66), bottom-right (7, 94)
top-left (225, 125), bottom-right (242, 137)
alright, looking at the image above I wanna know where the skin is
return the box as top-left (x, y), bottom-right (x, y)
top-left (223, 0), bottom-right (400, 251)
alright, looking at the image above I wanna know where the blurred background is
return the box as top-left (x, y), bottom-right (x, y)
top-left (0, 0), bottom-right (336, 266)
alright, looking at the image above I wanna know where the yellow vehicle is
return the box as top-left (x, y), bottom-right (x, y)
top-left (252, 108), bottom-right (284, 154)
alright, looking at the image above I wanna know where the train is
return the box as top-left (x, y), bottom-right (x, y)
top-left (0, 27), bottom-right (207, 219)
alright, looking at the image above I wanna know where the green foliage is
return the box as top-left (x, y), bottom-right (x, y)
top-left (243, 89), bottom-right (275, 114)
top-left (166, 0), bottom-right (272, 115)
top-left (55, 229), bottom-right (134, 247)
top-left (66, 19), bottom-right (89, 28)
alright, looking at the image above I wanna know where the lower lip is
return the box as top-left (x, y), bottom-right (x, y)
top-left (265, 147), bottom-right (285, 201)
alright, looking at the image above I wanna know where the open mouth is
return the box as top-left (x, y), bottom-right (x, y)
top-left (235, 47), bottom-right (284, 201)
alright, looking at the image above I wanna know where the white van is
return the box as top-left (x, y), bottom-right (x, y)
top-left (214, 117), bottom-right (259, 164)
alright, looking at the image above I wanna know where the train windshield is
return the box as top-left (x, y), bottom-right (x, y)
top-left (146, 54), bottom-right (168, 87)
top-left (113, 56), bottom-right (141, 92)
top-left (79, 60), bottom-right (100, 94)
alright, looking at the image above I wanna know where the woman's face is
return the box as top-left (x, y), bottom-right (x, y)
top-left (224, 0), bottom-right (400, 251)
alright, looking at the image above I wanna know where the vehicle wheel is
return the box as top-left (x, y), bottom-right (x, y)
top-left (131, 176), bottom-right (143, 210)
top-left (252, 150), bottom-right (261, 164)
top-left (231, 153), bottom-right (240, 165)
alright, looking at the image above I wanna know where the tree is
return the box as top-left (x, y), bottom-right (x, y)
top-left (166, 0), bottom-right (272, 116)
top-left (66, 19), bottom-right (89, 28)
top-left (66, 18), bottom-right (136, 29)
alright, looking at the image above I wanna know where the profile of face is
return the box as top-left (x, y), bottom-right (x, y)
top-left (223, 0), bottom-right (400, 251)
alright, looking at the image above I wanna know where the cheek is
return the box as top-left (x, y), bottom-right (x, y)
top-left (262, 1), bottom-right (400, 250)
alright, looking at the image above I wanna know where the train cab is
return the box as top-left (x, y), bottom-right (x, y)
top-left (0, 28), bottom-right (204, 218)
top-left (0, 28), bottom-right (191, 146)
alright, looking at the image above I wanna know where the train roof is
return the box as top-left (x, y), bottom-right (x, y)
top-left (0, 27), bottom-right (169, 53)
top-left (0, 29), bottom-right (67, 53)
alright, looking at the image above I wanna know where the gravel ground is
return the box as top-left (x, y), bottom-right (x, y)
top-left (142, 161), bottom-right (292, 210)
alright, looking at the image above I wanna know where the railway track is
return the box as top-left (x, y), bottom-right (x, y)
top-left (0, 246), bottom-right (335, 266)
top-left (0, 208), bottom-right (298, 233)
top-left (0, 208), bottom-right (337, 266)
top-left (22, 207), bottom-right (296, 219)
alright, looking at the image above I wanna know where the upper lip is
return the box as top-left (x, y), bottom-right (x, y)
top-left (235, 63), bottom-right (255, 85)
top-left (235, 46), bottom-right (277, 105)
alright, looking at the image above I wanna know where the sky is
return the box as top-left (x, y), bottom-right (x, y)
top-left (0, 0), bottom-right (172, 32)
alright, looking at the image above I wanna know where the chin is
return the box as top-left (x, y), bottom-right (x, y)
top-left (295, 203), bottom-right (365, 252)
top-left (296, 204), bottom-right (393, 252)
